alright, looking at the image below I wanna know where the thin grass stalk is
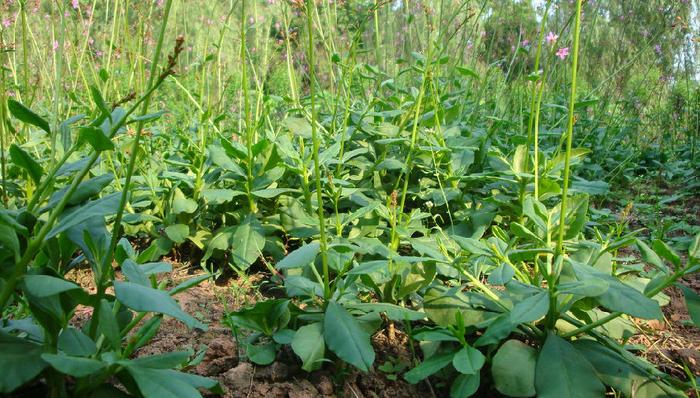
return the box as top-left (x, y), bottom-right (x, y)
top-left (89, 0), bottom-right (177, 337)
top-left (305, 0), bottom-right (330, 301)
top-left (241, 0), bottom-right (257, 213)
top-left (555, 0), bottom-right (583, 255)
top-left (19, 0), bottom-right (29, 109)
top-left (0, 35), bottom-right (7, 207)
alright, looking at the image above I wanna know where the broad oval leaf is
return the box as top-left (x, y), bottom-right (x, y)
top-left (276, 242), bottom-right (320, 270)
top-left (492, 340), bottom-right (537, 397)
top-left (323, 301), bottom-right (375, 372)
top-left (291, 322), bottom-right (325, 371)
top-left (114, 281), bottom-right (205, 330)
top-left (535, 333), bottom-right (604, 398)
top-left (452, 346), bottom-right (485, 375)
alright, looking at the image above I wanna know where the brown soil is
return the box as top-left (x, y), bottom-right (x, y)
top-left (123, 266), bottom-right (430, 398)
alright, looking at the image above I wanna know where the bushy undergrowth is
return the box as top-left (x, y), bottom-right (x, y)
top-left (0, 0), bottom-right (699, 397)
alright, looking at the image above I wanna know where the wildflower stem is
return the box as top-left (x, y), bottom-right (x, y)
top-left (305, 0), bottom-right (330, 301)
top-left (241, 0), bottom-right (257, 214)
top-left (555, 0), bottom-right (583, 255)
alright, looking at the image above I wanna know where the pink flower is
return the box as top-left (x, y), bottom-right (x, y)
top-left (1, 19), bottom-right (11, 28)
top-left (71, 0), bottom-right (79, 9)
top-left (556, 47), bottom-right (569, 60)
top-left (545, 31), bottom-right (558, 45)
top-left (522, 39), bottom-right (530, 46)
top-left (52, 40), bottom-right (59, 51)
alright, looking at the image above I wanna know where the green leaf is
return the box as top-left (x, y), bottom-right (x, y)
top-left (172, 188), bottom-right (197, 214)
top-left (90, 85), bottom-right (111, 118)
top-left (488, 264), bottom-right (515, 285)
top-left (114, 281), bottom-right (205, 329)
top-left (165, 224), bottom-right (189, 244)
top-left (97, 299), bottom-right (122, 350)
top-left (58, 327), bottom-right (97, 357)
top-left (201, 189), bottom-right (244, 205)
top-left (346, 303), bottom-right (425, 321)
top-left (510, 291), bottom-right (549, 324)
top-left (652, 239), bottom-right (680, 268)
top-left (251, 188), bottom-right (297, 198)
top-left (276, 242), bottom-right (320, 270)
top-left (78, 126), bottom-right (114, 151)
top-left (455, 66), bottom-right (480, 79)
top-left (282, 117), bottom-right (312, 138)
top-left (689, 234), bottom-right (700, 260)
top-left (228, 300), bottom-right (290, 335)
top-left (535, 333), bottom-right (604, 398)
top-left (245, 342), bottom-right (276, 365)
top-left (7, 99), bottom-right (51, 134)
top-left (9, 144), bottom-right (43, 184)
top-left (291, 323), bottom-right (325, 371)
top-left (41, 354), bottom-right (106, 377)
top-left (403, 353), bottom-right (454, 384)
top-left (511, 222), bottom-right (543, 243)
top-left (126, 366), bottom-right (216, 398)
top-left (230, 215), bottom-right (265, 270)
top-left (678, 285), bottom-right (700, 328)
top-left (572, 262), bottom-right (662, 320)
top-left (45, 173), bottom-right (114, 210)
top-left (636, 240), bottom-right (666, 271)
top-left (48, 192), bottom-right (122, 239)
top-left (207, 145), bottom-right (246, 177)
top-left (492, 340), bottom-right (536, 397)
top-left (324, 301), bottom-right (375, 372)
top-left (129, 351), bottom-right (191, 369)
top-left (558, 279), bottom-right (609, 297)
top-left (452, 346), bottom-right (485, 375)
top-left (23, 275), bottom-right (82, 297)
top-left (574, 339), bottom-right (684, 398)
top-left (0, 332), bottom-right (48, 393)
top-left (561, 194), bottom-right (589, 239)
top-left (450, 373), bottom-right (480, 398)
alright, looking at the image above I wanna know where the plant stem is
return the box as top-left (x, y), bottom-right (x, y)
top-left (555, 0), bottom-right (583, 255)
top-left (87, 1), bottom-right (176, 338)
top-left (305, 0), bottom-right (330, 300)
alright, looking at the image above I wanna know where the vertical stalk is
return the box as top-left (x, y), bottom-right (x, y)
top-left (241, 0), bottom-right (257, 213)
top-left (373, 0), bottom-right (381, 68)
top-left (555, 0), bottom-right (583, 254)
top-left (305, 0), bottom-right (330, 300)
top-left (528, 1), bottom-right (552, 199)
top-left (0, 34), bottom-right (7, 207)
top-left (90, 0), bottom-right (176, 337)
top-left (19, 0), bottom-right (30, 109)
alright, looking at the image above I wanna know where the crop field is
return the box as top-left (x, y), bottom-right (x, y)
top-left (0, 0), bottom-right (699, 397)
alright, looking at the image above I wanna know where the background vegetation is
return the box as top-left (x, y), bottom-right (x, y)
top-left (0, 0), bottom-right (699, 397)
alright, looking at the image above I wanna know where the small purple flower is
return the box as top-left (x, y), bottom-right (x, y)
top-left (654, 44), bottom-right (662, 55)
top-left (556, 47), bottom-right (569, 60)
top-left (71, 0), bottom-right (79, 9)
